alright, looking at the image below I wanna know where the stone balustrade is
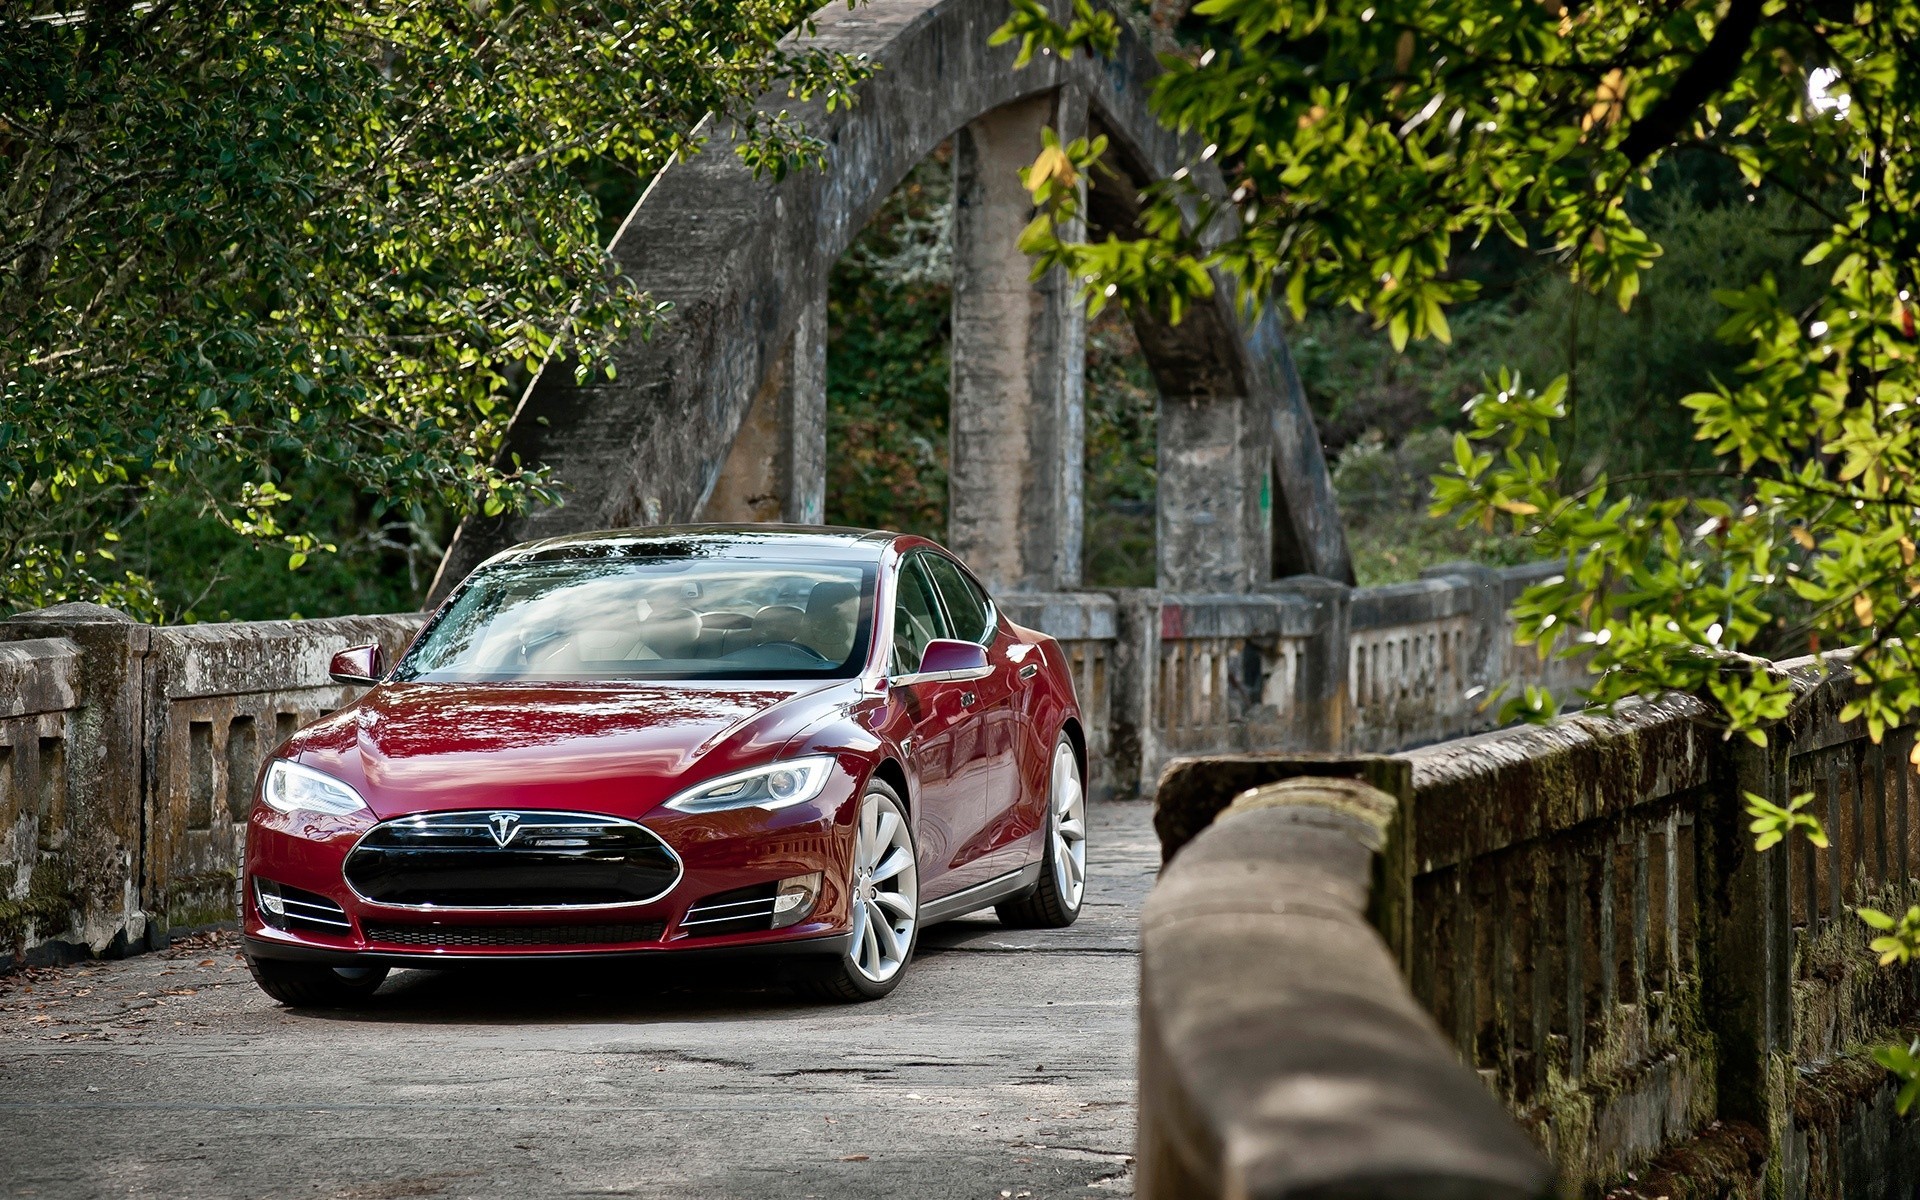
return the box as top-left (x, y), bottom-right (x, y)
top-left (0, 636), bottom-right (84, 955)
top-left (1137, 774), bottom-right (1554, 1198)
top-left (1148, 655), bottom-right (1920, 1198)
top-left (0, 604), bottom-right (425, 963)
top-left (1004, 560), bottom-right (1587, 798)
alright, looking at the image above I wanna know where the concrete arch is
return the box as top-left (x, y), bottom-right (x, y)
top-left (432, 0), bottom-right (1351, 600)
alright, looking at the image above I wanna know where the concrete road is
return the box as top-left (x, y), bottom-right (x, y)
top-left (0, 800), bottom-right (1155, 1200)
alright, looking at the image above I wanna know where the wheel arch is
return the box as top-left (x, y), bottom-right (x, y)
top-left (1059, 716), bottom-right (1088, 783)
top-left (868, 756), bottom-right (912, 817)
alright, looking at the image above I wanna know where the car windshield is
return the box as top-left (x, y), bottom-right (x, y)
top-left (394, 557), bottom-right (875, 682)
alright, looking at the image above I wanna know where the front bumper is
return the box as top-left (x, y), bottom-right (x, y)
top-left (241, 774), bottom-right (860, 962)
top-left (242, 930), bottom-right (854, 968)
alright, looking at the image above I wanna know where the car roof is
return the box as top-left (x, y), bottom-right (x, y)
top-left (483, 524), bottom-right (902, 568)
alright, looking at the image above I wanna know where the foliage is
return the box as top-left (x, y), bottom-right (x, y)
top-left (1300, 178), bottom-right (1824, 584)
top-left (1857, 903), bottom-right (1920, 968)
top-left (1297, 183), bottom-right (1823, 462)
top-left (0, 0), bottom-right (864, 618)
top-left (1001, 0), bottom-right (1920, 1100)
top-left (1743, 790), bottom-right (1826, 852)
top-left (825, 156), bottom-right (954, 542)
top-left (1873, 1038), bottom-right (1920, 1115)
top-left (997, 0), bottom-right (1920, 739)
top-left (1332, 428), bottom-right (1531, 585)
top-left (128, 473), bottom-right (441, 621)
top-left (1083, 309), bottom-right (1160, 587)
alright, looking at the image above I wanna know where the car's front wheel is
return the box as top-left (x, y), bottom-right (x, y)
top-left (997, 735), bottom-right (1086, 928)
top-left (798, 780), bottom-right (918, 1002)
top-left (246, 957), bottom-right (390, 1008)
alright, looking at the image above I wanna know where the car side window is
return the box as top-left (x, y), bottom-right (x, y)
top-left (890, 555), bottom-right (951, 675)
top-left (923, 554), bottom-right (993, 645)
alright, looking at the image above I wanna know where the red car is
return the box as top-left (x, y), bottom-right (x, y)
top-left (241, 527), bottom-right (1089, 1004)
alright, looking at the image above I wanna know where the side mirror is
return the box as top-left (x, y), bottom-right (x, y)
top-left (328, 643), bottom-right (384, 685)
top-left (915, 639), bottom-right (991, 682)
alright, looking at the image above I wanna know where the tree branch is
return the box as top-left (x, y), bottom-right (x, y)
top-left (1617, 0), bottom-right (1764, 165)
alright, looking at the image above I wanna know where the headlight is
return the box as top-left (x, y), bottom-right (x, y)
top-left (663, 756), bottom-right (837, 814)
top-left (262, 760), bottom-right (369, 817)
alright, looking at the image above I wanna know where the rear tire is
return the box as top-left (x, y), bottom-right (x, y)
top-left (997, 735), bottom-right (1086, 929)
top-left (246, 956), bottom-right (390, 1008)
top-left (796, 780), bottom-right (918, 1003)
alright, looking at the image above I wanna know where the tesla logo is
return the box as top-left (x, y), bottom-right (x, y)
top-left (486, 812), bottom-right (523, 847)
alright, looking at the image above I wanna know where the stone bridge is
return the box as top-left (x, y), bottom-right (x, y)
top-left (5, 1), bottom-right (1920, 1198)
top-left (431, 0), bottom-right (1349, 600)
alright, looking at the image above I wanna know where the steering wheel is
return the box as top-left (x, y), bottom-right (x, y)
top-left (724, 640), bottom-right (832, 663)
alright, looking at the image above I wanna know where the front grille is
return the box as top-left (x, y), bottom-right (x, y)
top-left (680, 883), bottom-right (779, 937)
top-left (362, 921), bottom-right (666, 948)
top-left (344, 811), bottom-right (680, 908)
top-left (256, 879), bottom-right (353, 936)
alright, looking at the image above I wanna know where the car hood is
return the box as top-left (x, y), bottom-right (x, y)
top-left (288, 680), bottom-right (848, 820)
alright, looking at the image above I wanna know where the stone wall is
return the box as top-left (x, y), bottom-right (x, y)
top-left (1150, 657), bottom-right (1920, 1199)
top-left (1136, 775), bottom-right (1554, 1198)
top-left (0, 636), bottom-right (85, 955)
top-left (1007, 560), bottom-right (1589, 798)
top-left (141, 617), bottom-right (428, 937)
top-left (0, 606), bottom-right (424, 964)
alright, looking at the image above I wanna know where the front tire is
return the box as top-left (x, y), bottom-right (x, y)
top-left (246, 956), bottom-right (389, 1008)
top-left (997, 735), bottom-right (1086, 929)
top-left (797, 780), bottom-right (920, 1002)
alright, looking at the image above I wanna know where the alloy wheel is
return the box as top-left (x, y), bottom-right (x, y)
top-left (1049, 740), bottom-right (1087, 911)
top-left (848, 791), bottom-right (917, 984)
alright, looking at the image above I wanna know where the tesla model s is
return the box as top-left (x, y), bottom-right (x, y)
top-left (242, 526), bottom-right (1089, 1004)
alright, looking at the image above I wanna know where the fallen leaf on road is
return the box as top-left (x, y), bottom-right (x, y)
top-left (839, 1154), bottom-right (869, 1162)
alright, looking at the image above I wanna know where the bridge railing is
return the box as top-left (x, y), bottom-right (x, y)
top-left (0, 605), bottom-right (423, 962)
top-left (1137, 773), bottom-right (1553, 1199)
top-left (0, 637), bottom-right (83, 955)
top-left (141, 616), bottom-right (427, 937)
top-left (1148, 655), bottom-right (1920, 1198)
top-left (1006, 560), bottom-right (1587, 798)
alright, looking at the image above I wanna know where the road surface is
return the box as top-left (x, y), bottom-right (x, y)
top-left (0, 800), bottom-right (1155, 1200)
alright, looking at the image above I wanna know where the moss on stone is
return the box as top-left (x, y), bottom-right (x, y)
top-left (1599, 1119), bottom-right (1769, 1200)
top-left (164, 868), bottom-right (239, 931)
top-left (1532, 980), bottom-right (1723, 1195)
top-left (0, 859), bottom-right (74, 955)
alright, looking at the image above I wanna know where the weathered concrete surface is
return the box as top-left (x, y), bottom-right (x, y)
top-left (949, 87), bottom-right (1087, 593)
top-left (699, 283), bottom-right (828, 526)
top-left (0, 801), bottom-right (1155, 1200)
top-left (1136, 783), bottom-right (1552, 1199)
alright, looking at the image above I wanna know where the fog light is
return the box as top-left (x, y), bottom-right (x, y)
top-left (253, 877), bottom-right (287, 929)
top-left (771, 872), bottom-right (821, 929)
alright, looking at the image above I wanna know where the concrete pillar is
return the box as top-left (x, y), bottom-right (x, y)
top-left (1702, 737), bottom-right (1793, 1146)
top-left (1107, 588), bottom-right (1162, 800)
top-left (1157, 394), bottom-right (1273, 592)
top-left (699, 282), bottom-right (827, 525)
top-left (948, 87), bottom-right (1088, 592)
top-left (1264, 575), bottom-right (1352, 753)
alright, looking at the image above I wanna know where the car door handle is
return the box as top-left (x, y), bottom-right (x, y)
top-left (1018, 663), bottom-right (1038, 680)
top-left (960, 691), bottom-right (978, 707)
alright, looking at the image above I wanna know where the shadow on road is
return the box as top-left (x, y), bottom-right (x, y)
top-left (289, 914), bottom-right (1014, 1026)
